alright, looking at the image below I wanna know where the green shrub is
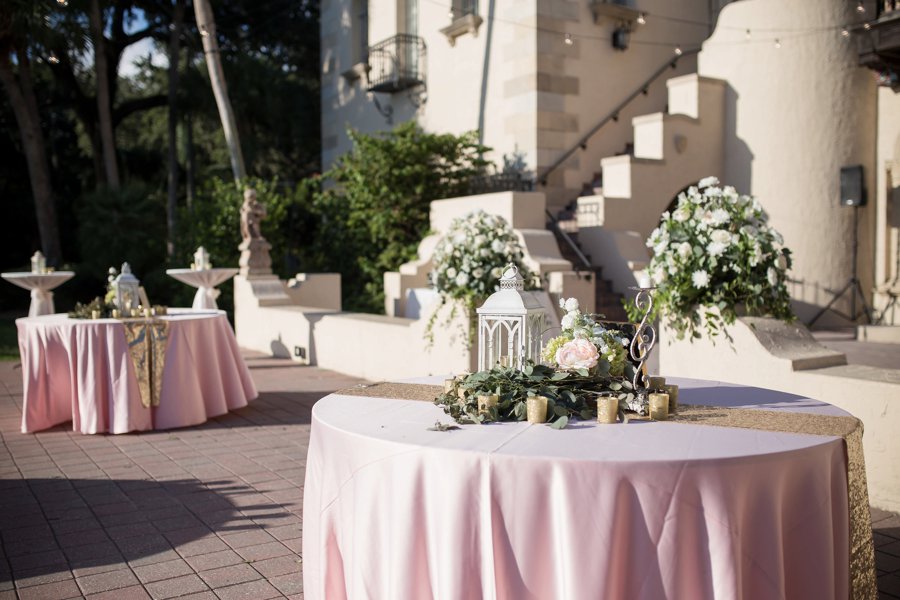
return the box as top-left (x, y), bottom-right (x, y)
top-left (323, 122), bottom-right (491, 312)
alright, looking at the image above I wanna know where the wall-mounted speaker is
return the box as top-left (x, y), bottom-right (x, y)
top-left (840, 165), bottom-right (865, 207)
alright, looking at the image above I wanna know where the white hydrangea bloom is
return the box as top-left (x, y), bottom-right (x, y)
top-left (677, 242), bottom-right (693, 260)
top-left (698, 176), bottom-right (719, 189)
top-left (706, 241), bottom-right (727, 257)
top-left (564, 297), bottom-right (579, 312)
top-left (691, 270), bottom-right (710, 288)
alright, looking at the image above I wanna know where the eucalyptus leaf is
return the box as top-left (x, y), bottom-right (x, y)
top-left (549, 416), bottom-right (569, 429)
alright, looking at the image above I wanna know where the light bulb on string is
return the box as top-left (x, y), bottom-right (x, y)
top-left (200, 24), bottom-right (209, 37)
top-left (745, 29), bottom-right (751, 40)
top-left (48, 52), bottom-right (60, 64)
top-left (636, 13), bottom-right (646, 25)
top-left (856, 1), bottom-right (865, 13)
top-left (564, 33), bottom-right (574, 46)
top-left (774, 38), bottom-right (781, 49)
top-left (674, 45), bottom-right (683, 56)
top-left (56, 0), bottom-right (68, 5)
top-left (863, 22), bottom-right (871, 30)
top-left (447, 8), bottom-right (454, 19)
top-left (841, 28), bottom-right (850, 37)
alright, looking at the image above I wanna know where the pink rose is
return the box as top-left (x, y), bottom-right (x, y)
top-left (555, 338), bottom-right (599, 371)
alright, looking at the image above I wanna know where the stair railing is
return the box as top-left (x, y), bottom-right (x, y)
top-left (537, 47), bottom-right (701, 188)
top-left (545, 209), bottom-right (592, 270)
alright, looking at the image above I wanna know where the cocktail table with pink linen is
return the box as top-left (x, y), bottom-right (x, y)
top-left (303, 377), bottom-right (856, 600)
top-left (16, 308), bottom-right (257, 434)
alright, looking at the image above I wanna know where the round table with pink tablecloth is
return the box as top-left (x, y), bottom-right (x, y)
top-left (302, 377), bottom-right (855, 600)
top-left (16, 309), bottom-right (257, 434)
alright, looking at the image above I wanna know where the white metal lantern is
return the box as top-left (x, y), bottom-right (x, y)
top-left (476, 264), bottom-right (545, 371)
top-left (113, 262), bottom-right (141, 311)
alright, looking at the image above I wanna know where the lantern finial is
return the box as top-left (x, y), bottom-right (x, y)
top-left (499, 264), bottom-right (524, 291)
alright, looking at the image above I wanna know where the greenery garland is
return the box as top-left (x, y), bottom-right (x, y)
top-left (436, 360), bottom-right (639, 429)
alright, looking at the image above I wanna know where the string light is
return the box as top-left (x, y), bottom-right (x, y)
top-left (774, 38), bottom-right (781, 49)
top-left (636, 13), bottom-right (646, 26)
top-left (745, 29), bottom-right (751, 40)
top-left (856, 1), bottom-right (865, 13)
top-left (48, 52), bottom-right (60, 64)
top-left (56, 0), bottom-right (68, 5)
top-left (841, 28), bottom-right (850, 37)
top-left (447, 9), bottom-right (454, 19)
top-left (200, 24), bottom-right (210, 37)
top-left (863, 22), bottom-right (871, 30)
top-left (674, 45), bottom-right (683, 56)
top-left (564, 33), bottom-right (573, 46)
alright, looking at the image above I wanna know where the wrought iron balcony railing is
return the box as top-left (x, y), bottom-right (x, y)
top-left (367, 34), bottom-right (427, 94)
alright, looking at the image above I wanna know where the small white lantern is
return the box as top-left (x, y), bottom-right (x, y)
top-left (476, 264), bottom-right (545, 371)
top-left (113, 262), bottom-right (141, 311)
top-left (193, 246), bottom-right (210, 271)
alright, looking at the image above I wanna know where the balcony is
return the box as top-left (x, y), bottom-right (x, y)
top-left (856, 0), bottom-right (900, 74)
top-left (367, 34), bottom-right (427, 94)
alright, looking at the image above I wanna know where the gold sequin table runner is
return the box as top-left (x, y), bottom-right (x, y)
top-left (121, 319), bottom-right (170, 409)
top-left (337, 382), bottom-right (877, 600)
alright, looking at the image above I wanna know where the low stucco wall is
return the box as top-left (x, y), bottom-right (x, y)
top-left (659, 317), bottom-right (900, 513)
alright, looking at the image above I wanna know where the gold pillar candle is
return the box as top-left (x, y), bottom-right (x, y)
top-left (648, 393), bottom-right (670, 421)
top-left (663, 383), bottom-right (679, 412)
top-left (648, 376), bottom-right (666, 392)
top-left (443, 378), bottom-right (455, 394)
top-left (477, 394), bottom-right (498, 415)
top-left (91, 310), bottom-right (101, 320)
top-left (596, 395), bottom-right (619, 424)
top-left (111, 309), bottom-right (121, 319)
top-left (526, 396), bottom-right (548, 424)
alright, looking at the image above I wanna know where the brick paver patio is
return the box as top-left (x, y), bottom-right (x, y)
top-left (0, 352), bottom-right (898, 599)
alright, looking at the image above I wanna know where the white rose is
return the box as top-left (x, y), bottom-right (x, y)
top-left (473, 268), bottom-right (484, 279)
top-left (691, 270), bottom-right (710, 288)
top-left (561, 313), bottom-right (576, 330)
top-left (474, 235), bottom-right (487, 246)
top-left (677, 242), bottom-right (693, 260)
top-left (706, 241), bottom-right (727, 257)
top-left (564, 297), bottom-right (579, 312)
top-left (455, 272), bottom-right (469, 287)
top-left (652, 267), bottom-right (666, 284)
top-left (710, 229), bottom-right (732, 245)
top-left (673, 206), bottom-right (691, 222)
top-left (555, 338), bottom-right (600, 371)
top-left (491, 239), bottom-right (504, 253)
top-left (698, 176), bottom-right (719, 189)
top-left (767, 267), bottom-right (778, 287)
top-left (710, 209), bottom-right (730, 225)
top-left (446, 267), bottom-right (457, 279)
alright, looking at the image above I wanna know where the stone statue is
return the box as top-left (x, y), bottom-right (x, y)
top-left (238, 188), bottom-right (273, 277)
top-left (240, 188), bottom-right (266, 243)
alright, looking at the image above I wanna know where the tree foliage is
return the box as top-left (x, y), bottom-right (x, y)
top-left (322, 122), bottom-right (491, 312)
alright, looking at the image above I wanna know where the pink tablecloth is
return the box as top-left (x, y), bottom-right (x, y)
top-left (303, 378), bottom-right (851, 600)
top-left (17, 309), bottom-right (258, 434)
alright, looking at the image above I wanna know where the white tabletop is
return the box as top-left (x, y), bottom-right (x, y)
top-left (1, 271), bottom-right (74, 291)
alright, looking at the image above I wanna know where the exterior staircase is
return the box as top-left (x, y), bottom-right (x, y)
top-left (563, 73), bottom-right (727, 298)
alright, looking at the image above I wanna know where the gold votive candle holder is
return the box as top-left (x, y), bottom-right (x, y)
top-left (130, 308), bottom-right (140, 318)
top-left (143, 308), bottom-right (152, 318)
top-left (596, 395), bottom-right (619, 424)
top-left (663, 383), bottom-right (679, 412)
top-left (111, 309), bottom-right (121, 319)
top-left (648, 393), bottom-right (670, 421)
top-left (477, 394), bottom-right (498, 415)
top-left (156, 306), bottom-right (167, 316)
top-left (443, 378), bottom-right (455, 394)
top-left (526, 396), bottom-right (548, 424)
top-left (91, 309), bottom-right (100, 320)
top-left (648, 376), bottom-right (666, 392)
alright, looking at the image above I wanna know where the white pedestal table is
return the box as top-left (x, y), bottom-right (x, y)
top-left (166, 268), bottom-right (238, 309)
top-left (1, 271), bottom-right (75, 317)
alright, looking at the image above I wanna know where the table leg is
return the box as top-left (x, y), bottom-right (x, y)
top-left (192, 287), bottom-right (218, 310)
top-left (29, 289), bottom-right (54, 316)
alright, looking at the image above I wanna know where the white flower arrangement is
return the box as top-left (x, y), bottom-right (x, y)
top-left (427, 210), bottom-right (535, 345)
top-left (543, 298), bottom-right (630, 377)
top-left (638, 176), bottom-right (794, 340)
top-left (431, 210), bottom-right (534, 302)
